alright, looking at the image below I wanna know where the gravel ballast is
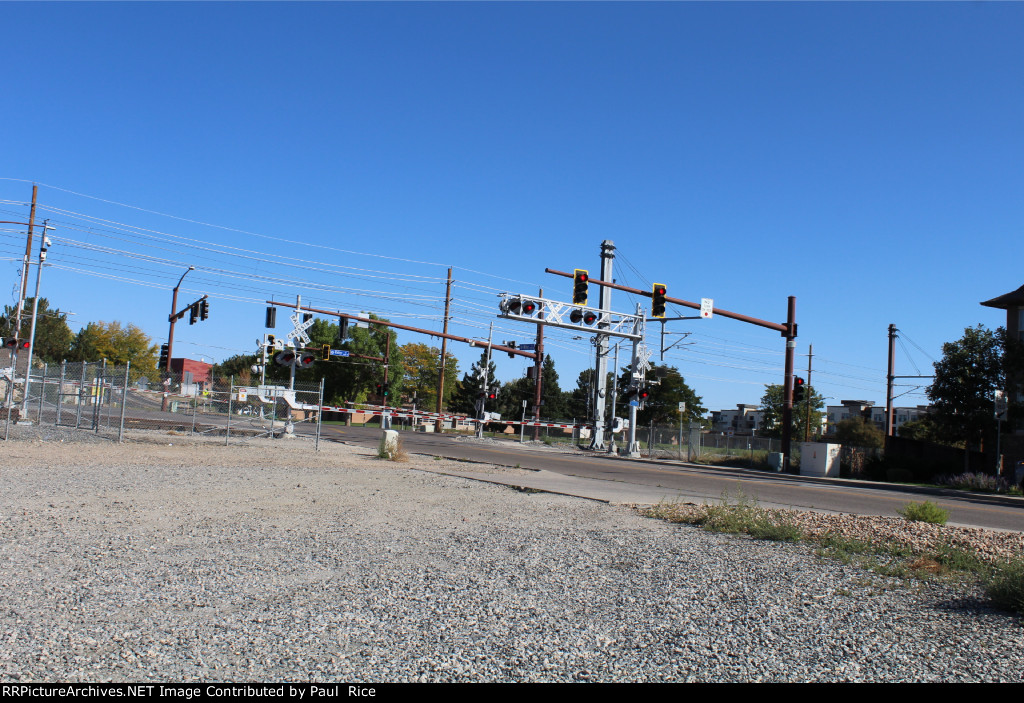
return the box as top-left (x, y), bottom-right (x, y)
top-left (1, 429), bottom-right (1022, 682)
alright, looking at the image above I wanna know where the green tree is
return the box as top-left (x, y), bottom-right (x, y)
top-left (0, 298), bottom-right (74, 363)
top-left (301, 316), bottom-right (403, 405)
top-left (399, 342), bottom-right (459, 411)
top-left (834, 416), bottom-right (884, 449)
top-left (450, 350), bottom-right (498, 417)
top-left (927, 325), bottom-right (1024, 449)
top-left (758, 383), bottom-right (826, 440)
top-left (68, 321), bottom-right (158, 380)
top-left (539, 355), bottom-right (566, 420)
top-left (635, 365), bottom-right (706, 427)
top-left (897, 416), bottom-right (939, 442)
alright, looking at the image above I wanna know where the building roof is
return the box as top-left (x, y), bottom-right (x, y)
top-left (981, 283), bottom-right (1024, 310)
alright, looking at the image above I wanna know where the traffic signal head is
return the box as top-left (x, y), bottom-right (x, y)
top-left (793, 376), bottom-right (806, 404)
top-left (199, 299), bottom-right (209, 321)
top-left (267, 334), bottom-right (276, 348)
top-left (322, 344), bottom-right (331, 361)
top-left (265, 306), bottom-right (277, 328)
top-left (338, 317), bottom-right (349, 340)
top-left (376, 383), bottom-right (388, 397)
top-left (159, 343), bottom-right (169, 370)
top-left (651, 283), bottom-right (667, 318)
top-left (189, 303), bottom-right (199, 325)
top-left (573, 269), bottom-right (589, 306)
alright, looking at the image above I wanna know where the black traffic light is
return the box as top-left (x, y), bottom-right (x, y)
top-left (793, 376), bottom-right (806, 404)
top-left (322, 344), bottom-right (331, 361)
top-left (199, 299), bottom-right (209, 321)
top-left (159, 343), bottom-right (169, 370)
top-left (338, 317), bottom-right (349, 341)
top-left (506, 340), bottom-right (516, 359)
top-left (376, 383), bottom-right (389, 398)
top-left (189, 303), bottom-right (199, 325)
top-left (573, 269), bottom-right (589, 306)
top-left (303, 313), bottom-right (313, 323)
top-left (267, 334), bottom-right (276, 348)
top-left (651, 283), bottom-right (667, 318)
top-left (265, 306), bottom-right (277, 328)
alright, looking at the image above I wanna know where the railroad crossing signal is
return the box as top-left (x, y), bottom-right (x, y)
top-left (572, 269), bottom-right (589, 306)
top-left (651, 283), bottom-right (667, 318)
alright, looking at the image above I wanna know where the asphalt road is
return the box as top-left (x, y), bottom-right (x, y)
top-left (318, 423), bottom-right (1024, 533)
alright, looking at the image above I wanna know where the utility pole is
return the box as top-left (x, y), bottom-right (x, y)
top-left (781, 296), bottom-right (797, 472)
top-left (476, 322), bottom-right (494, 439)
top-left (22, 221), bottom-right (54, 415)
top-left (435, 267), bottom-right (452, 432)
top-left (804, 344), bottom-right (813, 442)
top-left (886, 324), bottom-right (896, 436)
top-left (13, 185), bottom-right (38, 342)
top-left (533, 288), bottom-right (544, 441)
top-left (589, 240), bottom-right (615, 450)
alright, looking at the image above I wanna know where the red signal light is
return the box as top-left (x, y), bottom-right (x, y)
top-left (582, 311), bottom-right (598, 325)
top-left (521, 300), bottom-right (537, 315)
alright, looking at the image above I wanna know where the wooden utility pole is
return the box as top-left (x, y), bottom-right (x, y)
top-left (13, 185), bottom-right (37, 337)
top-left (435, 267), bottom-right (452, 432)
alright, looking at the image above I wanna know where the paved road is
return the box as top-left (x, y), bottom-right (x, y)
top-left (317, 423), bottom-right (1024, 533)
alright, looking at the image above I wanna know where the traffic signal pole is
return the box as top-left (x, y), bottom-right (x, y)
top-left (544, 269), bottom-right (798, 470)
top-left (163, 266), bottom-right (195, 412)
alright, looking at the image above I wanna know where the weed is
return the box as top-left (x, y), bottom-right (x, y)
top-left (377, 434), bottom-right (408, 462)
top-left (897, 500), bottom-right (949, 525)
top-left (985, 558), bottom-right (1024, 615)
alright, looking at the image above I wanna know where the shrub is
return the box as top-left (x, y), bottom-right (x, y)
top-left (985, 558), bottom-right (1024, 614)
top-left (935, 472), bottom-right (1009, 494)
top-left (897, 501), bottom-right (949, 525)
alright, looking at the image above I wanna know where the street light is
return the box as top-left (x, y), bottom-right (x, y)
top-left (163, 266), bottom-right (195, 411)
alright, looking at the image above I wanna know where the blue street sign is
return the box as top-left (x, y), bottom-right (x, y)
top-left (629, 400), bottom-right (639, 407)
top-left (519, 343), bottom-right (536, 351)
top-left (330, 349), bottom-right (350, 357)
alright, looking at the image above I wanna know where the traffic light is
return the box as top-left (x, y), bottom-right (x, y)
top-left (573, 269), bottom-right (589, 306)
top-left (651, 283), bottom-right (667, 318)
top-left (506, 340), bottom-right (516, 359)
top-left (322, 344), bottom-right (331, 361)
top-left (296, 351), bottom-right (316, 369)
top-left (199, 299), bottom-right (209, 321)
top-left (189, 302), bottom-right (199, 325)
top-left (303, 313), bottom-right (313, 323)
top-left (267, 334), bottom-right (276, 348)
top-left (265, 306), bottom-right (277, 328)
top-left (159, 343), bottom-right (169, 370)
top-left (376, 383), bottom-right (389, 398)
top-left (338, 317), bottom-right (349, 340)
top-left (793, 376), bottom-right (806, 404)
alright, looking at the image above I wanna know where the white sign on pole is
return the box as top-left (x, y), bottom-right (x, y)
top-left (700, 298), bottom-right (714, 319)
top-left (237, 388), bottom-right (248, 402)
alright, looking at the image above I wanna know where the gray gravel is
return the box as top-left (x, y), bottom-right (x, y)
top-left (1, 428), bottom-right (1022, 682)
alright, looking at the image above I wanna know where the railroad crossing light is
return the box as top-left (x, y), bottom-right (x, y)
top-left (573, 269), bottom-right (589, 306)
top-left (4, 338), bottom-right (19, 349)
top-left (274, 350), bottom-right (296, 366)
top-left (296, 351), bottom-right (316, 369)
top-left (487, 389), bottom-right (497, 400)
top-left (520, 299), bottom-right (538, 315)
top-left (651, 283), bottom-right (667, 318)
top-left (265, 306), bottom-right (277, 328)
top-left (793, 376), bottom-right (806, 404)
top-left (582, 310), bottom-right (597, 325)
top-left (200, 299), bottom-right (209, 321)
top-left (159, 343), bottom-right (169, 370)
top-left (638, 387), bottom-right (650, 401)
top-left (570, 309), bottom-right (583, 324)
top-left (621, 386), bottom-right (637, 401)
top-left (189, 303), bottom-right (199, 325)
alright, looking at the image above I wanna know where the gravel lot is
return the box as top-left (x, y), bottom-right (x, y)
top-left (2, 428), bottom-right (1022, 682)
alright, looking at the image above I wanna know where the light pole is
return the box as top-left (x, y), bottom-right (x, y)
top-left (21, 222), bottom-right (56, 415)
top-left (163, 266), bottom-right (195, 411)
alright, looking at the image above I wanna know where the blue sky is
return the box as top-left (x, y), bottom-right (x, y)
top-left (2, 2), bottom-right (1021, 415)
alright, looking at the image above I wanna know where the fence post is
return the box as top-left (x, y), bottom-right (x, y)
top-left (225, 376), bottom-right (233, 446)
top-left (75, 363), bottom-right (86, 429)
top-left (315, 377), bottom-right (324, 452)
top-left (118, 362), bottom-right (130, 442)
top-left (37, 363), bottom-right (47, 423)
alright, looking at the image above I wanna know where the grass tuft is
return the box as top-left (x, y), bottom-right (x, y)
top-left (985, 558), bottom-right (1024, 614)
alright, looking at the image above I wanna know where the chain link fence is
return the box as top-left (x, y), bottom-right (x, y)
top-left (5, 361), bottom-right (325, 448)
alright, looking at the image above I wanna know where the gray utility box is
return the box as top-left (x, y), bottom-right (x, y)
top-left (800, 442), bottom-right (841, 478)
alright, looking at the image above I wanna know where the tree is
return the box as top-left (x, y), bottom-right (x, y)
top-left (758, 383), bottom-right (826, 440)
top-left (68, 321), bottom-right (158, 380)
top-left (0, 298), bottom-right (74, 363)
top-left (834, 416), bottom-right (884, 449)
top-left (897, 416), bottom-right (939, 442)
top-left (399, 342), bottom-right (459, 411)
top-left (450, 350), bottom-right (498, 417)
top-left (635, 364), bottom-right (706, 427)
top-left (926, 325), bottom-right (1024, 449)
top-left (539, 355), bottom-right (566, 420)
